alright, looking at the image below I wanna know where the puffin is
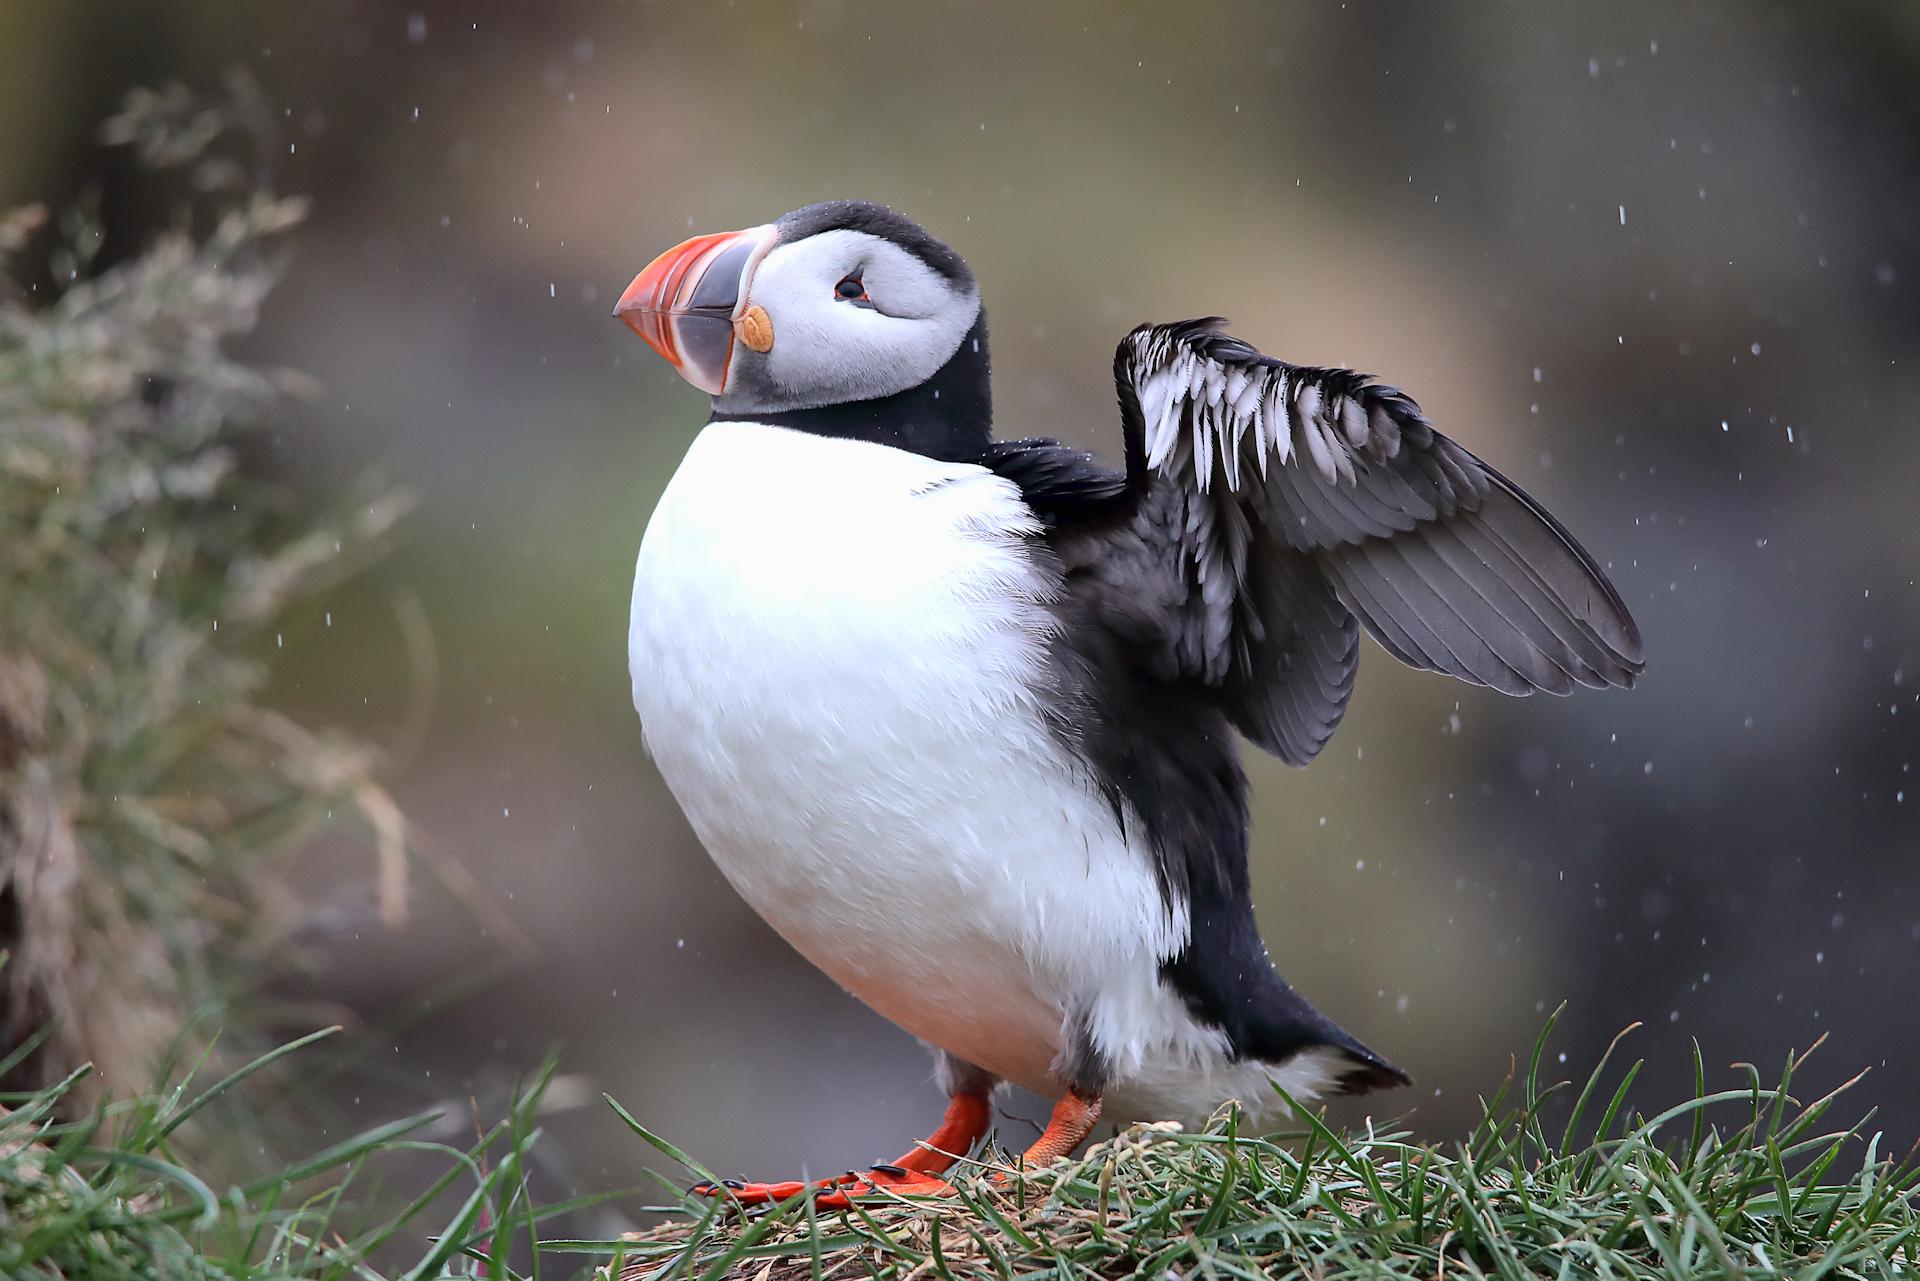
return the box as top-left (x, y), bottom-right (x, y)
top-left (616, 200), bottom-right (1642, 1204)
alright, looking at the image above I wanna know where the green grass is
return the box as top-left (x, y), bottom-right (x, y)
top-left (579, 1013), bottom-right (1919, 1281)
top-left (0, 1025), bottom-right (605, 1281)
top-left (4, 1011), bottom-right (1915, 1280)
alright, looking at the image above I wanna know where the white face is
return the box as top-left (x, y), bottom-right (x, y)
top-left (716, 229), bottom-right (981, 416)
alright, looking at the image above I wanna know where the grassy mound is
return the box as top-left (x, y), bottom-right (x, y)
top-left (589, 1023), bottom-right (1918, 1281)
top-left (1, 1013), bottom-right (1913, 1279)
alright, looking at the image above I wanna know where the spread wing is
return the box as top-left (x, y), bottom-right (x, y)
top-left (1113, 317), bottom-right (1644, 764)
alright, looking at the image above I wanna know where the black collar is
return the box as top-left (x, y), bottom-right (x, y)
top-left (710, 314), bottom-right (993, 464)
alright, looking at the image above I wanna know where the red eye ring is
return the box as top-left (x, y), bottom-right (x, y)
top-left (833, 275), bottom-right (869, 302)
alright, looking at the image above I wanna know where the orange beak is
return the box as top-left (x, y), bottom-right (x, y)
top-left (614, 224), bottom-right (776, 395)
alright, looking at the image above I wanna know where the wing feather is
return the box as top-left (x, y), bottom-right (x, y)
top-left (1116, 318), bottom-right (1643, 765)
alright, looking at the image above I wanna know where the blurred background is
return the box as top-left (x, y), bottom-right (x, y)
top-left (4, 0), bottom-right (1917, 1209)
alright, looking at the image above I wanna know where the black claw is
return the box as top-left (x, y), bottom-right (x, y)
top-left (689, 1177), bottom-right (744, 1197)
top-left (870, 1162), bottom-right (909, 1177)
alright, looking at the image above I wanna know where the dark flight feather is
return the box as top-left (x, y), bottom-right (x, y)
top-left (1114, 316), bottom-right (1645, 743)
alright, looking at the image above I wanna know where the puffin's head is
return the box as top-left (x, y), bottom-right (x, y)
top-left (616, 201), bottom-right (983, 421)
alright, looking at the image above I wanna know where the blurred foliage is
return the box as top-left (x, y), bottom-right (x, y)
top-left (0, 76), bottom-right (410, 1105)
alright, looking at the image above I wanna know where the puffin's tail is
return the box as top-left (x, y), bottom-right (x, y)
top-left (1318, 1033), bottom-right (1413, 1097)
top-left (1162, 923), bottom-right (1411, 1098)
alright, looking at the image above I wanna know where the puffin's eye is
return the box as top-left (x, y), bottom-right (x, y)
top-left (834, 276), bottom-right (868, 302)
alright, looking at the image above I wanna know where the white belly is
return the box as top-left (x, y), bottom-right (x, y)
top-left (628, 422), bottom-right (1182, 1095)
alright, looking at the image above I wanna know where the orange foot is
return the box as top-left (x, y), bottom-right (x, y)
top-left (692, 1091), bottom-right (989, 1209)
top-left (692, 1162), bottom-right (955, 1207)
top-left (978, 1091), bottom-right (1103, 1189)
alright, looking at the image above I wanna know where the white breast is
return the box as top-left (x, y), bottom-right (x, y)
top-left (628, 422), bottom-right (1189, 1096)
